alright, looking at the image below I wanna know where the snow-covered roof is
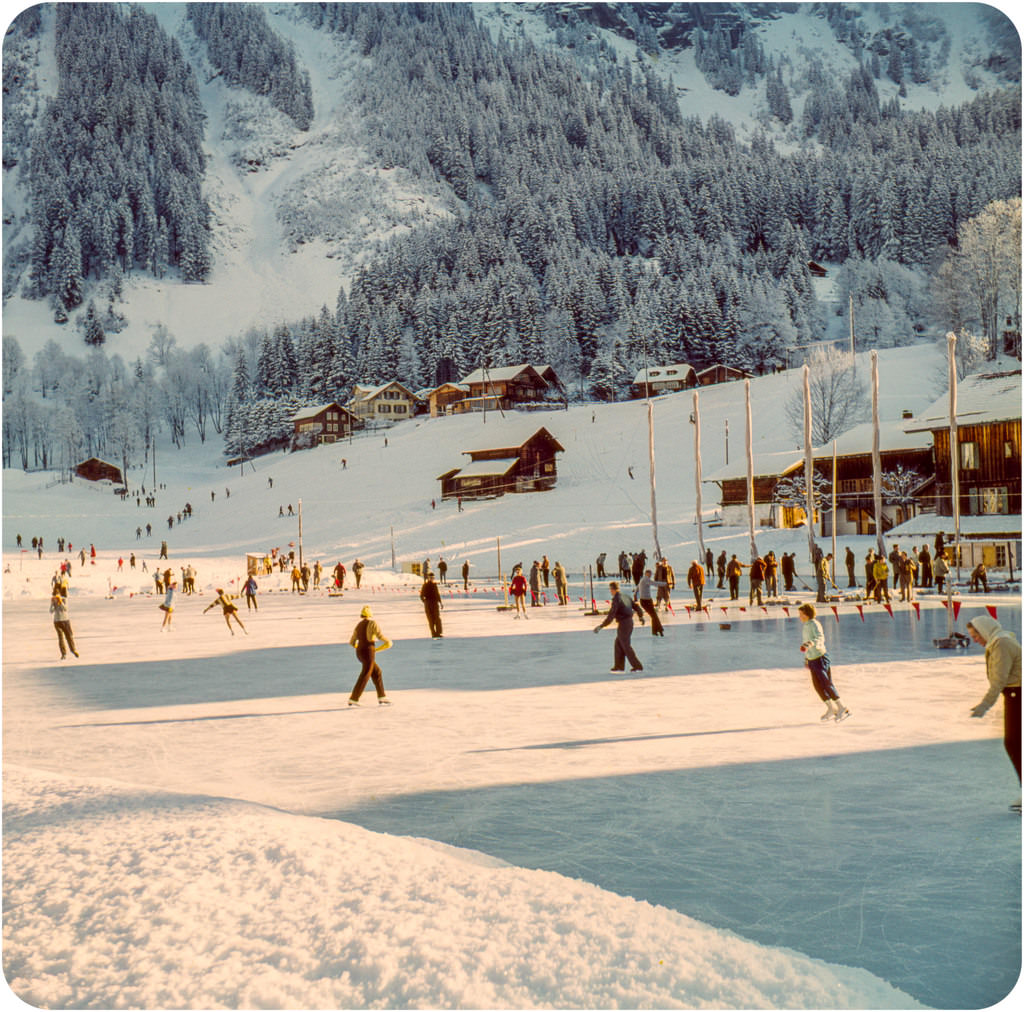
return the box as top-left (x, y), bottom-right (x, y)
top-left (904, 370), bottom-right (1022, 432)
top-left (887, 514), bottom-right (1021, 540)
top-left (451, 457), bottom-right (519, 478)
top-left (704, 419), bottom-right (932, 483)
top-left (458, 421), bottom-right (565, 456)
top-left (633, 364), bottom-right (696, 384)
top-left (289, 402), bottom-right (350, 422)
top-left (460, 364), bottom-right (546, 386)
top-left (350, 381), bottom-right (415, 402)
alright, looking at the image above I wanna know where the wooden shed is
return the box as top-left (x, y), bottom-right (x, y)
top-left (438, 427), bottom-right (565, 499)
top-left (75, 457), bottom-right (123, 485)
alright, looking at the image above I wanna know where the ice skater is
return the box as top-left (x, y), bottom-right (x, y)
top-left (420, 573), bottom-right (444, 638)
top-left (594, 580), bottom-right (645, 672)
top-left (968, 615), bottom-right (1022, 811)
top-left (159, 579), bottom-right (176, 630)
top-left (204, 588), bottom-right (247, 635)
top-left (49, 588), bottom-right (79, 659)
top-left (798, 604), bottom-right (849, 722)
top-left (509, 566), bottom-right (528, 618)
top-left (348, 606), bottom-right (392, 706)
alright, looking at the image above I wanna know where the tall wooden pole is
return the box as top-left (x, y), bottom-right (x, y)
top-left (871, 351), bottom-right (884, 557)
top-left (648, 399), bottom-right (662, 561)
top-left (693, 391), bottom-right (705, 568)
top-left (803, 365), bottom-right (815, 565)
top-left (745, 380), bottom-right (757, 560)
top-left (948, 331), bottom-right (963, 587)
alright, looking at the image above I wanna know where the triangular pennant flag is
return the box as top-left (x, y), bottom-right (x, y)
top-left (685, 606), bottom-right (692, 616)
top-left (940, 599), bottom-right (949, 611)
top-left (703, 606), bottom-right (710, 617)
top-left (739, 606), bottom-right (747, 612)
top-left (783, 606), bottom-right (790, 617)
top-left (856, 605), bottom-right (865, 622)
top-left (986, 605), bottom-right (998, 619)
top-left (952, 600), bottom-right (961, 621)
top-left (884, 603), bottom-right (893, 618)
top-left (831, 606), bottom-right (839, 621)
top-left (912, 602), bottom-right (920, 621)
top-left (721, 607), bottom-right (729, 615)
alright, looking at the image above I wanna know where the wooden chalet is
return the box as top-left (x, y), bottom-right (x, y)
top-left (347, 381), bottom-right (417, 424)
top-left (455, 364), bottom-right (563, 413)
top-left (438, 427), bottom-right (565, 500)
top-left (290, 402), bottom-right (358, 446)
top-left (696, 363), bottom-right (750, 387)
top-left (807, 260), bottom-right (828, 278)
top-left (631, 363), bottom-right (697, 398)
top-left (75, 457), bottom-right (123, 485)
top-left (904, 370), bottom-right (1021, 520)
top-left (704, 420), bottom-right (934, 535)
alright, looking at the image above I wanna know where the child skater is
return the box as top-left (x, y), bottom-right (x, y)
top-left (203, 588), bottom-right (247, 635)
top-left (798, 603), bottom-right (850, 722)
top-left (159, 579), bottom-right (176, 631)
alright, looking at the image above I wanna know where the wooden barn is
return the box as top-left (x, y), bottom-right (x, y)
top-left (704, 420), bottom-right (934, 535)
top-left (904, 369), bottom-right (1021, 520)
top-left (696, 364), bottom-right (750, 386)
top-left (438, 427), bottom-right (565, 500)
top-left (75, 457), bottom-right (123, 485)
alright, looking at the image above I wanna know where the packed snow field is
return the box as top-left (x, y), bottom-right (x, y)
top-left (4, 346), bottom-right (1021, 1009)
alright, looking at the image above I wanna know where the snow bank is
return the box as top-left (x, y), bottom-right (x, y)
top-left (3, 766), bottom-right (924, 1011)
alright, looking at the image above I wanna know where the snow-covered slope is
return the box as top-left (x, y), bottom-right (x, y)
top-left (2, 3), bottom-right (1018, 362)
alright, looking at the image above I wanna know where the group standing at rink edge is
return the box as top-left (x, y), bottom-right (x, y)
top-left (43, 536), bottom-right (1021, 812)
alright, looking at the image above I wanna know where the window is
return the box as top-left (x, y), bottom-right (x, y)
top-left (960, 441), bottom-right (979, 469)
top-left (1006, 441), bottom-right (1016, 459)
top-left (980, 486), bottom-right (1009, 515)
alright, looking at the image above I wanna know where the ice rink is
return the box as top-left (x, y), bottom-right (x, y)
top-left (4, 579), bottom-right (1020, 1009)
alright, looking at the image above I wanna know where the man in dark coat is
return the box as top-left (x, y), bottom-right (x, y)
top-left (631, 550), bottom-right (646, 587)
top-left (781, 552), bottom-right (795, 592)
top-left (419, 574), bottom-right (444, 638)
top-left (594, 581), bottom-right (644, 672)
top-left (845, 546), bottom-right (857, 587)
top-left (716, 551), bottom-right (727, 588)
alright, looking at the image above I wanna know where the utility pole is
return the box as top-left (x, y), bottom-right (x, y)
top-left (298, 498), bottom-right (303, 568)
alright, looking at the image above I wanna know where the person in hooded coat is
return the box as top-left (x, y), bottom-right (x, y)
top-left (968, 614), bottom-right (1022, 809)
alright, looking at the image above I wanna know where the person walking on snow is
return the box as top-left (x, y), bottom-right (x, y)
top-left (50, 588), bottom-right (79, 659)
top-left (420, 573), bottom-right (444, 638)
top-left (798, 603), bottom-right (849, 722)
top-left (594, 581), bottom-right (645, 672)
top-left (204, 588), bottom-right (247, 635)
top-left (968, 615), bottom-right (1022, 810)
top-left (348, 606), bottom-right (392, 706)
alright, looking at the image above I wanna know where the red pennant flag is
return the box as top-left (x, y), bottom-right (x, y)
top-left (912, 602), bottom-right (920, 621)
top-left (739, 606), bottom-right (747, 613)
top-left (703, 607), bottom-right (710, 617)
top-left (783, 606), bottom-right (790, 617)
top-left (831, 606), bottom-right (839, 621)
top-left (953, 601), bottom-right (961, 621)
top-left (940, 599), bottom-right (949, 611)
top-left (986, 605), bottom-right (998, 620)
top-left (856, 605), bottom-right (865, 621)
top-left (685, 606), bottom-right (692, 616)
top-left (721, 607), bottom-right (729, 615)
top-left (884, 603), bottom-right (893, 618)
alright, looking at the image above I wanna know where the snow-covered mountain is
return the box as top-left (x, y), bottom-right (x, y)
top-left (2, 2), bottom-right (1019, 363)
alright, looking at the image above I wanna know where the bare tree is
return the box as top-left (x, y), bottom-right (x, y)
top-left (784, 346), bottom-right (868, 444)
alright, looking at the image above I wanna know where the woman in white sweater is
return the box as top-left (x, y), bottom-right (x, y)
top-left (798, 603), bottom-right (850, 723)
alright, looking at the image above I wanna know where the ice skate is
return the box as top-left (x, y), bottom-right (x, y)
top-left (378, 697), bottom-right (392, 706)
top-left (347, 699), bottom-right (361, 707)
top-left (834, 706), bottom-right (851, 722)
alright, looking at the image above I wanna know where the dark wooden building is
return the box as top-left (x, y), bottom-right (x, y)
top-left (904, 370), bottom-right (1021, 519)
top-left (456, 364), bottom-right (563, 413)
top-left (290, 402), bottom-right (358, 445)
top-left (75, 457), bottom-right (123, 484)
top-left (696, 363), bottom-right (750, 387)
top-left (438, 427), bottom-right (565, 500)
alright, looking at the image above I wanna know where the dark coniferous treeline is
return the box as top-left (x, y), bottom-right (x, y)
top-left (25, 3), bottom-right (211, 316)
top-left (186, 2), bottom-right (314, 130)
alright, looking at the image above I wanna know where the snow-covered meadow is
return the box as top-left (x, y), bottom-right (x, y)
top-left (3, 345), bottom-right (1022, 1009)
